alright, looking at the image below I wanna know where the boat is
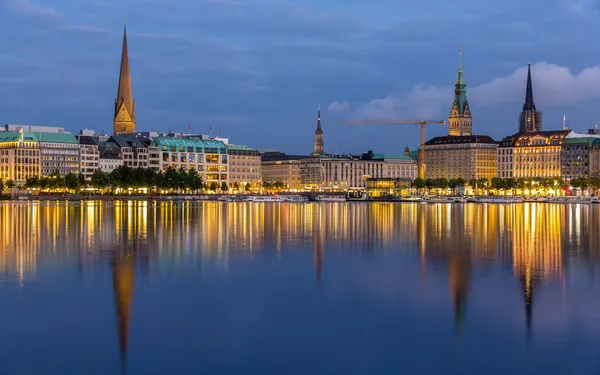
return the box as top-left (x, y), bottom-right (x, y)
top-left (282, 195), bottom-right (309, 202)
top-left (477, 196), bottom-right (523, 203)
top-left (245, 195), bottom-right (285, 202)
top-left (315, 195), bottom-right (346, 202)
top-left (592, 197), bottom-right (600, 204)
top-left (453, 197), bottom-right (468, 203)
top-left (423, 197), bottom-right (453, 203)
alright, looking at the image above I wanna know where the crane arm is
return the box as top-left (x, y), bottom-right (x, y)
top-left (339, 120), bottom-right (446, 125)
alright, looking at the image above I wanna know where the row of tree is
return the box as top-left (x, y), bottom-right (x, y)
top-left (412, 176), bottom-right (600, 194)
top-left (18, 166), bottom-right (287, 194)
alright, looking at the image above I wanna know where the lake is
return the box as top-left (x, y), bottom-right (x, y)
top-left (0, 201), bottom-right (599, 374)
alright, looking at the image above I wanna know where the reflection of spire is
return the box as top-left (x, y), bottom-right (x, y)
top-left (520, 273), bottom-right (534, 339)
top-left (313, 231), bottom-right (323, 285)
top-left (449, 251), bottom-right (471, 337)
top-left (113, 253), bottom-right (135, 373)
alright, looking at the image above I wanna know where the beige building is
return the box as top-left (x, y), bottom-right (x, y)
top-left (424, 135), bottom-right (498, 181)
top-left (228, 144), bottom-right (261, 190)
top-left (77, 136), bottom-right (100, 180)
top-left (0, 131), bottom-right (40, 184)
top-left (498, 130), bottom-right (571, 179)
top-left (261, 152), bottom-right (305, 190)
top-left (154, 137), bottom-right (229, 185)
top-left (39, 133), bottom-right (80, 177)
top-left (300, 151), bottom-right (417, 191)
top-left (101, 136), bottom-right (150, 169)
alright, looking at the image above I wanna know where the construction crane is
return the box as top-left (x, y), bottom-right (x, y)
top-left (340, 120), bottom-right (446, 179)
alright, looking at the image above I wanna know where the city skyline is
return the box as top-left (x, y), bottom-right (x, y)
top-left (2, 1), bottom-right (600, 154)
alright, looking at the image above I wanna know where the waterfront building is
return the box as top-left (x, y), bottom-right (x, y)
top-left (424, 136), bottom-right (498, 181)
top-left (39, 132), bottom-right (80, 176)
top-left (261, 152), bottom-right (305, 190)
top-left (300, 151), bottom-right (417, 191)
top-left (0, 131), bottom-right (40, 184)
top-left (113, 26), bottom-right (136, 135)
top-left (447, 49), bottom-right (472, 137)
top-left (228, 144), bottom-right (261, 190)
top-left (497, 134), bottom-right (517, 178)
top-left (508, 130), bottom-right (571, 179)
top-left (101, 136), bottom-right (149, 169)
top-left (518, 63), bottom-right (542, 133)
top-left (312, 106), bottom-right (324, 155)
top-left (77, 135), bottom-right (100, 180)
top-left (366, 178), bottom-right (412, 198)
top-left (154, 137), bottom-right (229, 185)
top-left (561, 131), bottom-right (600, 181)
top-left (99, 157), bottom-right (123, 173)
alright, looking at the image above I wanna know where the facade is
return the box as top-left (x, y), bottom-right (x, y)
top-left (497, 134), bottom-right (517, 178)
top-left (4, 124), bottom-right (66, 133)
top-left (228, 144), bottom-right (261, 190)
top-left (39, 132), bottom-right (80, 176)
top-left (509, 130), bottom-right (571, 179)
top-left (366, 178), bottom-right (412, 198)
top-left (261, 152), bottom-right (305, 190)
top-left (154, 137), bottom-right (229, 185)
top-left (99, 157), bottom-right (123, 173)
top-left (312, 106), bottom-right (324, 155)
top-left (424, 136), bottom-right (498, 181)
top-left (447, 50), bottom-right (472, 136)
top-left (77, 136), bottom-right (100, 180)
top-left (114, 26), bottom-right (136, 135)
top-left (561, 133), bottom-right (600, 180)
top-left (518, 63), bottom-right (542, 133)
top-left (101, 136), bottom-right (149, 169)
top-left (0, 131), bottom-right (40, 184)
top-left (300, 151), bottom-right (417, 191)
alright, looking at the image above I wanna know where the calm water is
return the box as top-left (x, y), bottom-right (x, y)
top-left (1, 201), bottom-right (600, 374)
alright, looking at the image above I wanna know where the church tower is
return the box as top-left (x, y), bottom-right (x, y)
top-left (448, 48), bottom-right (472, 136)
top-left (114, 25), bottom-right (136, 135)
top-left (518, 62), bottom-right (542, 133)
top-left (312, 105), bottom-right (324, 155)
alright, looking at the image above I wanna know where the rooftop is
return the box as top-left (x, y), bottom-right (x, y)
top-left (0, 131), bottom-right (39, 143)
top-left (227, 144), bottom-right (255, 151)
top-left (38, 132), bottom-right (79, 144)
top-left (425, 135), bottom-right (498, 146)
top-left (153, 137), bottom-right (228, 151)
top-left (370, 153), bottom-right (414, 161)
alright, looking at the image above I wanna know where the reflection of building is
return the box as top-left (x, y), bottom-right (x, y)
top-left (518, 63), bottom-right (542, 133)
top-left (447, 49), bottom-right (472, 137)
top-left (113, 26), bottom-right (136, 136)
top-left (113, 254), bottom-right (135, 372)
top-left (228, 144), bottom-right (261, 189)
top-left (261, 152), bottom-right (305, 190)
top-left (424, 136), bottom-right (498, 180)
top-left (366, 178), bottom-right (411, 198)
top-left (448, 250), bottom-right (471, 335)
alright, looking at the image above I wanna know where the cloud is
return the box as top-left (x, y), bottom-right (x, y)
top-left (6, 0), bottom-right (63, 19)
top-left (329, 63), bottom-right (600, 121)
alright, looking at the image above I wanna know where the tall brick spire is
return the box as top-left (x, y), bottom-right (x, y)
top-left (519, 62), bottom-right (542, 133)
top-left (448, 46), bottom-right (472, 136)
top-left (312, 104), bottom-right (324, 155)
top-left (114, 24), bottom-right (136, 135)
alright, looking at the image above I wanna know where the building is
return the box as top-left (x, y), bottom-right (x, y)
top-left (366, 178), bottom-right (412, 198)
top-left (228, 144), bottom-right (261, 190)
top-left (509, 130), bottom-right (572, 179)
top-left (561, 132), bottom-right (600, 181)
top-left (424, 135), bottom-right (498, 181)
top-left (518, 63), bottom-right (542, 133)
top-left (77, 135), bottom-right (100, 180)
top-left (447, 49), bottom-right (472, 136)
top-left (99, 157), bottom-right (123, 173)
top-left (0, 131), bottom-right (40, 184)
top-left (497, 134), bottom-right (517, 178)
top-left (312, 106), bottom-right (324, 155)
top-left (4, 124), bottom-right (66, 133)
top-left (113, 26), bottom-right (136, 135)
top-left (101, 136), bottom-right (150, 169)
top-left (300, 151), bottom-right (417, 191)
top-left (39, 132), bottom-right (80, 176)
top-left (154, 137), bottom-right (229, 185)
top-left (261, 152), bottom-right (305, 190)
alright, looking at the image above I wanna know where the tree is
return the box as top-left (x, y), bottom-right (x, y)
top-left (245, 182), bottom-right (252, 192)
top-left (469, 178), bottom-right (477, 189)
top-left (455, 178), bottom-right (466, 187)
top-left (448, 179), bottom-right (458, 190)
top-left (221, 182), bottom-right (228, 193)
top-left (25, 176), bottom-right (39, 190)
top-left (65, 173), bottom-right (82, 191)
top-left (579, 178), bottom-right (590, 193)
top-left (273, 181), bottom-right (285, 190)
top-left (263, 182), bottom-right (272, 190)
top-left (424, 178), bottom-right (434, 193)
top-left (590, 177), bottom-right (600, 194)
top-left (0, 180), bottom-right (4, 194)
top-left (209, 182), bottom-right (218, 192)
top-left (6, 180), bottom-right (15, 190)
top-left (91, 170), bottom-right (110, 191)
top-left (491, 177), bottom-right (504, 191)
top-left (233, 182), bottom-right (240, 192)
top-left (504, 178), bottom-right (517, 195)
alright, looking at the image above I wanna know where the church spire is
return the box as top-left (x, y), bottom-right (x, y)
top-left (448, 46), bottom-right (472, 136)
top-left (312, 105), bottom-right (324, 155)
top-left (518, 61), bottom-right (542, 133)
top-left (114, 24), bottom-right (136, 135)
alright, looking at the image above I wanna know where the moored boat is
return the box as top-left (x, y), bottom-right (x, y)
top-left (245, 195), bottom-right (285, 202)
top-left (315, 195), bottom-right (346, 202)
top-left (282, 195), bottom-right (309, 202)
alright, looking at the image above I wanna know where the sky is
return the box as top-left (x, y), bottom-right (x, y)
top-left (2, 0), bottom-right (600, 154)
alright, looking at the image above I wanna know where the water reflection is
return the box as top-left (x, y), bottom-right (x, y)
top-left (0, 201), bottom-right (598, 372)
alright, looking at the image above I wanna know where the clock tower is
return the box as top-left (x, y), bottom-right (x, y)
top-left (114, 24), bottom-right (136, 135)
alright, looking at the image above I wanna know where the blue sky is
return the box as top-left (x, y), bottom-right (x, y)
top-left (2, 0), bottom-right (600, 154)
